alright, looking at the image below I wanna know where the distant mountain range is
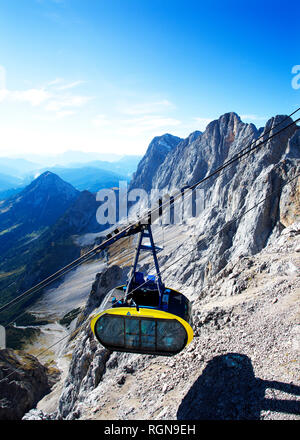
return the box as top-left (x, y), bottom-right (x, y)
top-left (0, 172), bottom-right (108, 324)
top-left (0, 152), bottom-right (142, 178)
top-left (32, 166), bottom-right (128, 193)
top-left (22, 150), bottom-right (127, 166)
top-left (0, 158), bottom-right (40, 177)
top-left (0, 154), bottom-right (142, 200)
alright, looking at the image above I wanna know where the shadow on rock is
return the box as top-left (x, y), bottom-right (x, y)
top-left (177, 353), bottom-right (300, 420)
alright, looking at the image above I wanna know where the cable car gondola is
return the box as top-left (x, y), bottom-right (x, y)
top-left (91, 224), bottom-right (193, 356)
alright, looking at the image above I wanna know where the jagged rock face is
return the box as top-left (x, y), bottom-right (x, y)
top-left (146, 130), bottom-right (203, 192)
top-left (82, 264), bottom-right (127, 319)
top-left (57, 327), bottom-right (110, 420)
top-left (279, 130), bottom-right (300, 226)
top-left (153, 113), bottom-right (256, 190)
top-left (0, 349), bottom-right (51, 420)
top-left (129, 133), bottom-right (182, 192)
top-left (56, 265), bottom-right (127, 419)
top-left (142, 113), bottom-right (300, 293)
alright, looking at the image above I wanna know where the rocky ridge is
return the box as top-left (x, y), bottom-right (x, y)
top-left (0, 348), bottom-right (59, 420)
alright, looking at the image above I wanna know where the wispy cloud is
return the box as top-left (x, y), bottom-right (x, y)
top-left (0, 86), bottom-right (51, 106)
top-left (56, 80), bottom-right (85, 90)
top-left (45, 94), bottom-right (92, 112)
top-left (92, 113), bottom-right (181, 135)
top-left (92, 114), bottom-right (111, 127)
top-left (11, 88), bottom-right (51, 106)
top-left (92, 92), bottom-right (180, 136)
top-left (91, 94), bottom-right (181, 138)
top-left (47, 78), bottom-right (64, 87)
top-left (55, 110), bottom-right (76, 119)
top-left (0, 67), bottom-right (91, 118)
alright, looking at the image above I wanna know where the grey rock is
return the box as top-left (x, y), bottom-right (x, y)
top-left (0, 349), bottom-right (51, 420)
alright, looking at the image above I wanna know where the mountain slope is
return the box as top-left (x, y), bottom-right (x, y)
top-left (28, 111), bottom-right (300, 421)
top-left (152, 113), bottom-right (258, 190)
top-left (0, 173), bottom-right (23, 192)
top-left (45, 166), bottom-right (128, 193)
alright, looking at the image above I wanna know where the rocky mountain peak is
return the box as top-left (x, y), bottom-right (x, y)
top-left (0, 172), bottom-right (81, 260)
top-left (147, 133), bottom-right (182, 153)
top-left (187, 130), bottom-right (202, 143)
top-left (201, 112), bottom-right (244, 149)
top-left (24, 171), bottom-right (79, 199)
top-left (130, 133), bottom-right (183, 191)
top-left (149, 112), bottom-right (252, 191)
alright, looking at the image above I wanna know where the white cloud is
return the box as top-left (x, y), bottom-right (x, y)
top-left (45, 94), bottom-right (92, 112)
top-left (92, 112), bottom-right (181, 137)
top-left (0, 89), bottom-right (9, 101)
top-left (11, 88), bottom-right (51, 106)
top-left (55, 110), bottom-right (76, 119)
top-left (0, 68), bottom-right (91, 117)
top-left (91, 94), bottom-right (180, 140)
top-left (56, 80), bottom-right (85, 90)
top-left (3, 86), bottom-right (91, 113)
top-left (0, 86), bottom-right (51, 106)
top-left (47, 78), bottom-right (64, 87)
top-left (92, 114), bottom-right (111, 127)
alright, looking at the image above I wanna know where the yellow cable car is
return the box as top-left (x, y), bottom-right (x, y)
top-left (91, 283), bottom-right (193, 356)
top-left (91, 225), bottom-right (193, 356)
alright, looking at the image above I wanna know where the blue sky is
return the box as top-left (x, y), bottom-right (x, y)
top-left (0, 0), bottom-right (299, 157)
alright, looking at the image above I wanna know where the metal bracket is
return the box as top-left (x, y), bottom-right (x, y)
top-left (126, 224), bottom-right (164, 304)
